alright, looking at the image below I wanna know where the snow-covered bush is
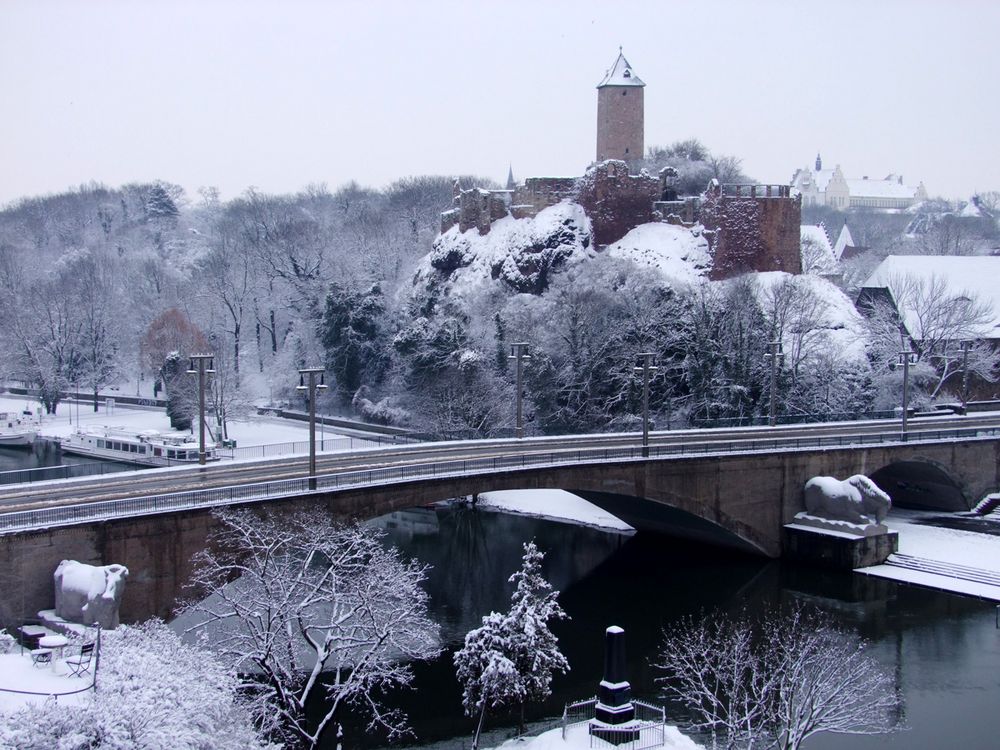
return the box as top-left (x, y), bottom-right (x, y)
top-left (0, 620), bottom-right (274, 750)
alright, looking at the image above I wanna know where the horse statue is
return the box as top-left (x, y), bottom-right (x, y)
top-left (54, 560), bottom-right (129, 630)
top-left (803, 475), bottom-right (892, 526)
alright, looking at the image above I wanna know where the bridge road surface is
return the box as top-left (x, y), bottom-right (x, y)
top-left (0, 413), bottom-right (997, 522)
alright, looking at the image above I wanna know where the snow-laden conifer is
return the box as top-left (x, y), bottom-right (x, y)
top-left (454, 540), bottom-right (569, 748)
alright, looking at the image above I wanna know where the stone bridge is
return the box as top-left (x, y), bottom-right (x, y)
top-left (1, 436), bottom-right (997, 624)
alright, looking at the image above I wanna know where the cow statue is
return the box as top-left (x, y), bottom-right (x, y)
top-left (54, 560), bottom-right (129, 630)
top-left (803, 475), bottom-right (892, 526)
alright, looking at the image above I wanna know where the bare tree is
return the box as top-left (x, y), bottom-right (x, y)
top-left (766, 608), bottom-right (900, 750)
top-left (655, 611), bottom-right (773, 749)
top-left (655, 607), bottom-right (901, 750)
top-left (875, 273), bottom-right (999, 398)
top-left (181, 509), bottom-right (439, 749)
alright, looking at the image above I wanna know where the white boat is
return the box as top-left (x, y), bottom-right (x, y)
top-left (0, 411), bottom-right (38, 448)
top-left (59, 427), bottom-right (218, 466)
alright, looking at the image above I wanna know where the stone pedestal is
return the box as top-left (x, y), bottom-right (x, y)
top-left (783, 516), bottom-right (898, 570)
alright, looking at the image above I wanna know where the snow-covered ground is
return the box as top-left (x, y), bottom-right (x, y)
top-left (496, 720), bottom-right (702, 750)
top-left (475, 490), bottom-right (634, 535)
top-left (606, 222), bottom-right (710, 285)
top-left (0, 394), bottom-right (350, 448)
top-left (0, 651), bottom-right (91, 712)
top-left (858, 508), bottom-right (1000, 600)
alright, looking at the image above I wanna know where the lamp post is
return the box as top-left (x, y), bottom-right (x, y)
top-left (297, 367), bottom-right (328, 490)
top-left (186, 354), bottom-right (215, 465)
top-left (764, 340), bottom-right (784, 427)
top-left (960, 340), bottom-right (973, 412)
top-left (896, 336), bottom-right (917, 439)
top-left (508, 342), bottom-right (530, 439)
top-left (633, 353), bottom-right (658, 458)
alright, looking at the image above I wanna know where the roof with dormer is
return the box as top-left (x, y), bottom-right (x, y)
top-left (597, 49), bottom-right (645, 88)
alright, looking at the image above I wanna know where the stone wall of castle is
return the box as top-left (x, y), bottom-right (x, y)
top-left (701, 184), bottom-right (802, 280)
top-left (511, 177), bottom-right (577, 218)
top-left (574, 160), bottom-right (659, 245)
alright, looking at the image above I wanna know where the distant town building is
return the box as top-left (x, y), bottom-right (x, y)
top-left (792, 154), bottom-right (928, 211)
top-left (596, 49), bottom-right (644, 168)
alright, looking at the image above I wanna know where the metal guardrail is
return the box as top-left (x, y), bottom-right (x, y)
top-left (1, 425), bottom-right (998, 536)
top-left (218, 434), bottom-right (411, 461)
top-left (562, 698), bottom-right (666, 750)
top-left (0, 461), bottom-right (139, 486)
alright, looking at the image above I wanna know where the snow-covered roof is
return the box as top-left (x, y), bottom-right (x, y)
top-left (959, 198), bottom-right (983, 218)
top-left (845, 178), bottom-right (919, 200)
top-left (832, 224), bottom-right (855, 261)
top-left (862, 255), bottom-right (1000, 338)
top-left (596, 49), bottom-right (645, 88)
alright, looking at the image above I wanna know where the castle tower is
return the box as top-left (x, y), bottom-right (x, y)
top-left (815, 153), bottom-right (823, 171)
top-left (596, 48), bottom-right (645, 167)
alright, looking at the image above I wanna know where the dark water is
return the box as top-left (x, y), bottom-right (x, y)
top-left (347, 505), bottom-right (1000, 750)
top-left (0, 440), bottom-right (136, 480)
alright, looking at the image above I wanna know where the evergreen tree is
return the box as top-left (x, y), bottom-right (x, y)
top-left (454, 541), bottom-right (569, 748)
top-left (321, 282), bottom-right (389, 399)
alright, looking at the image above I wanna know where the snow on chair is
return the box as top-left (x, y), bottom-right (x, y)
top-left (30, 646), bottom-right (53, 667)
top-left (64, 642), bottom-right (95, 677)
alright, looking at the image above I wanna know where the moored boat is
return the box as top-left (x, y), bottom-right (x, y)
top-left (0, 411), bottom-right (38, 448)
top-left (59, 427), bottom-right (218, 466)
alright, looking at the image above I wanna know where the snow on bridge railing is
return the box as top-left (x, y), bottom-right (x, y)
top-left (2, 425), bottom-right (999, 535)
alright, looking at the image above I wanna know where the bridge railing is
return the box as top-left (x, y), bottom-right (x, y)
top-left (2, 424), bottom-right (999, 535)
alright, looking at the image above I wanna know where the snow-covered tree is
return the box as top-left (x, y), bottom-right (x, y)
top-left (181, 508), bottom-right (439, 749)
top-left (655, 606), bottom-right (901, 750)
top-left (0, 620), bottom-right (274, 750)
top-left (454, 540), bottom-right (569, 748)
top-left (862, 272), bottom-right (999, 401)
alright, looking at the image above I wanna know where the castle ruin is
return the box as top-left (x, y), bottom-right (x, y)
top-left (439, 50), bottom-right (801, 280)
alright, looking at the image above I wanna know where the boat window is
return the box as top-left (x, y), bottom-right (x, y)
top-left (97, 440), bottom-right (105, 449)
top-left (167, 450), bottom-right (175, 459)
top-left (153, 448), bottom-right (161, 456)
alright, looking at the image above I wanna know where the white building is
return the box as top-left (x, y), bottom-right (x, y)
top-left (792, 155), bottom-right (928, 211)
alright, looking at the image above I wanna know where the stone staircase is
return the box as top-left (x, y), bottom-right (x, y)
top-left (971, 494), bottom-right (1000, 515)
top-left (884, 553), bottom-right (1000, 589)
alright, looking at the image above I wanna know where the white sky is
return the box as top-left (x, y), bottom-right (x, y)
top-left (1, 0), bottom-right (997, 206)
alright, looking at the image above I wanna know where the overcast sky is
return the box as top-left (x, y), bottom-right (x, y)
top-left (2, 0), bottom-right (997, 207)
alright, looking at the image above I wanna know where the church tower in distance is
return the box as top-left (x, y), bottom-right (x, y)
top-left (596, 48), bottom-right (645, 167)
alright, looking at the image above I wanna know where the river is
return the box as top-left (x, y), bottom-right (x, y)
top-left (354, 505), bottom-right (999, 750)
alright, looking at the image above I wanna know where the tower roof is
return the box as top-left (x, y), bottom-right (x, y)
top-left (597, 48), bottom-right (645, 88)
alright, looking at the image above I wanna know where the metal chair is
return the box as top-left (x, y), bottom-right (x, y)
top-left (29, 647), bottom-right (53, 667)
top-left (64, 642), bottom-right (95, 677)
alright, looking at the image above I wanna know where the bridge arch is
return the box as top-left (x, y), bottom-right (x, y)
top-left (869, 459), bottom-right (967, 511)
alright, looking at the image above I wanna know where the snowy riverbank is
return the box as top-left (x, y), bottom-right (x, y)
top-left (475, 490), bottom-right (635, 535)
top-left (858, 508), bottom-right (1000, 600)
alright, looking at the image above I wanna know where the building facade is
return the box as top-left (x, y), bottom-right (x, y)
top-left (792, 155), bottom-right (928, 211)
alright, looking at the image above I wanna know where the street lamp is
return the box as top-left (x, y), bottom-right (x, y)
top-left (893, 335), bottom-right (917, 439)
top-left (508, 343), bottom-right (530, 439)
top-left (186, 354), bottom-right (215, 465)
top-left (764, 340), bottom-right (784, 427)
top-left (297, 367), bottom-right (328, 490)
top-left (960, 340), bottom-right (973, 412)
top-left (633, 353), bottom-right (658, 458)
